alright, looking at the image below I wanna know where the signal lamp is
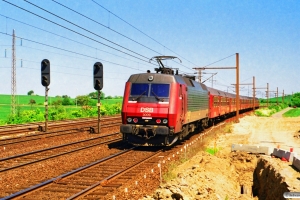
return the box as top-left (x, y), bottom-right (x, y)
top-left (41, 59), bottom-right (50, 86)
top-left (156, 119), bottom-right (161, 124)
top-left (133, 118), bottom-right (138, 123)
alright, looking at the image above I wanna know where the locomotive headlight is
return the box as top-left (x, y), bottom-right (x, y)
top-left (148, 76), bottom-right (154, 81)
top-left (127, 118), bottom-right (132, 123)
top-left (163, 119), bottom-right (168, 124)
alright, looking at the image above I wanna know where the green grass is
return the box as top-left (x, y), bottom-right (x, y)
top-left (0, 94), bottom-right (123, 122)
top-left (205, 147), bottom-right (219, 155)
top-left (283, 108), bottom-right (300, 117)
top-left (0, 94), bottom-right (53, 105)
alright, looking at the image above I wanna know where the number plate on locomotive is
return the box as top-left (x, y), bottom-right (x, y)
top-left (140, 107), bottom-right (154, 113)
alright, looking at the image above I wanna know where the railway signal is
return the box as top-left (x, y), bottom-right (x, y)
top-left (41, 59), bottom-right (50, 132)
top-left (93, 62), bottom-right (103, 90)
top-left (41, 59), bottom-right (50, 87)
top-left (93, 62), bottom-right (103, 134)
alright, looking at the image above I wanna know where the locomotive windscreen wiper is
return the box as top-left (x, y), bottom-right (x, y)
top-left (151, 90), bottom-right (163, 101)
top-left (134, 91), bottom-right (146, 101)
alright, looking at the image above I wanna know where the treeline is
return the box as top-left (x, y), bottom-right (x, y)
top-left (5, 103), bottom-right (122, 125)
top-left (2, 91), bottom-right (123, 125)
top-left (50, 92), bottom-right (122, 106)
top-left (260, 92), bottom-right (300, 107)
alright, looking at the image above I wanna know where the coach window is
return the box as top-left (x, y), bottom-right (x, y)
top-left (214, 96), bottom-right (219, 107)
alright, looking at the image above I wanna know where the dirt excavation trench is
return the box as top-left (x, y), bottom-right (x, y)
top-left (142, 114), bottom-right (300, 200)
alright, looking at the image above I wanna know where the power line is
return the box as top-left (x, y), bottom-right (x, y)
top-left (201, 53), bottom-right (236, 68)
top-left (23, 0), bottom-right (150, 61)
top-left (90, 0), bottom-right (199, 67)
top-left (0, 31), bottom-right (144, 72)
top-left (0, 14), bottom-right (154, 67)
top-left (25, 0), bottom-right (193, 72)
top-left (51, 0), bottom-right (163, 56)
top-left (2, 55), bottom-right (137, 76)
top-left (2, 0), bottom-right (154, 65)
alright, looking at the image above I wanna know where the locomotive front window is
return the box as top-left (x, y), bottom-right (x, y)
top-left (150, 84), bottom-right (170, 98)
top-left (130, 83), bottom-right (149, 96)
top-left (130, 83), bottom-right (170, 102)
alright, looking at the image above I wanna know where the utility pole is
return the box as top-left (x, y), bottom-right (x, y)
top-left (268, 90), bottom-right (278, 106)
top-left (253, 76), bottom-right (255, 111)
top-left (11, 29), bottom-right (17, 116)
top-left (201, 72), bottom-right (218, 87)
top-left (277, 87), bottom-right (278, 105)
top-left (254, 82), bottom-right (268, 107)
top-left (193, 53), bottom-right (240, 122)
top-left (231, 76), bottom-right (256, 111)
top-left (267, 83), bottom-right (269, 107)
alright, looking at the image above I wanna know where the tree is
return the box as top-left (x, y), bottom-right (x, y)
top-left (76, 95), bottom-right (90, 106)
top-left (27, 90), bottom-right (34, 95)
top-left (62, 95), bottom-right (70, 98)
top-left (52, 99), bottom-right (63, 108)
top-left (291, 92), bottom-right (300, 107)
top-left (88, 91), bottom-right (105, 100)
top-left (29, 99), bottom-right (36, 109)
top-left (62, 97), bottom-right (72, 105)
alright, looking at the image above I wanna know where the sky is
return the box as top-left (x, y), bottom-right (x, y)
top-left (0, 0), bottom-right (299, 98)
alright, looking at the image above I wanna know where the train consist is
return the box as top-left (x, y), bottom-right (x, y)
top-left (120, 56), bottom-right (259, 146)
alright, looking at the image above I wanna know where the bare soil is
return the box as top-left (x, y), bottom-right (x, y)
top-left (142, 109), bottom-right (300, 200)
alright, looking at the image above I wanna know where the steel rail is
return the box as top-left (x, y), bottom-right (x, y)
top-left (1, 148), bottom-right (134, 200)
top-left (0, 122), bottom-right (121, 146)
top-left (0, 132), bottom-right (121, 172)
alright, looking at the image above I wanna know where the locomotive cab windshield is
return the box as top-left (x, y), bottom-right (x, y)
top-left (130, 83), bottom-right (170, 102)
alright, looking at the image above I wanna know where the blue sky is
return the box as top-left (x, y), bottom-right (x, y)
top-left (0, 0), bottom-right (299, 98)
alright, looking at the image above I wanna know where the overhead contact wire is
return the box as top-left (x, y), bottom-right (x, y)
top-left (90, 0), bottom-right (199, 68)
top-left (0, 14), bottom-right (154, 67)
top-left (2, 0), bottom-right (155, 65)
top-left (22, 0), bottom-right (150, 61)
top-left (51, 0), bottom-right (163, 56)
top-left (0, 31), bottom-right (143, 71)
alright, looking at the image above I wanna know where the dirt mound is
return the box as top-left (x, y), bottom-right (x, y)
top-left (143, 151), bottom-right (257, 200)
top-left (142, 112), bottom-right (300, 200)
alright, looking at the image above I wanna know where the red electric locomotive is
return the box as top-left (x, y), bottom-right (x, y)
top-left (120, 56), bottom-right (259, 146)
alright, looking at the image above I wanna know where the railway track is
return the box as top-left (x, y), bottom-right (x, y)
top-left (0, 114), bottom-right (242, 199)
top-left (0, 132), bottom-right (121, 173)
top-left (0, 116), bottom-right (121, 145)
top-left (0, 117), bottom-right (98, 131)
top-left (0, 121), bottom-right (121, 147)
top-left (2, 146), bottom-right (163, 199)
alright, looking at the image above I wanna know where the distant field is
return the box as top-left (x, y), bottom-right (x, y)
top-left (0, 94), bottom-right (123, 122)
top-left (283, 108), bottom-right (300, 117)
